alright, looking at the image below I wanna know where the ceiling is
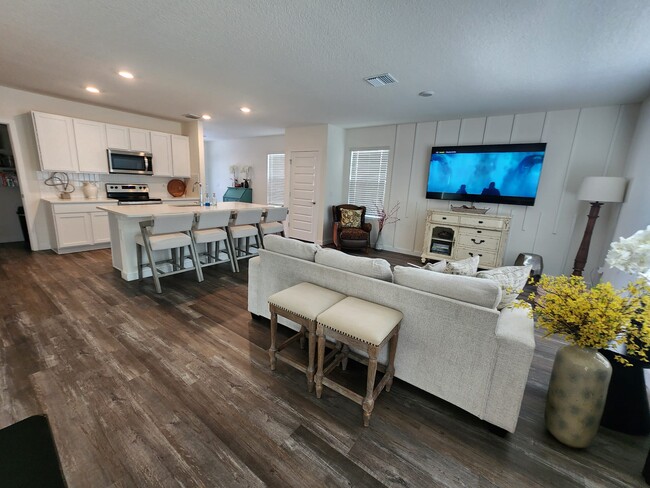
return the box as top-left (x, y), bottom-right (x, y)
top-left (1, 0), bottom-right (649, 140)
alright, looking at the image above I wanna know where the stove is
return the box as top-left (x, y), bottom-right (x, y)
top-left (106, 183), bottom-right (163, 205)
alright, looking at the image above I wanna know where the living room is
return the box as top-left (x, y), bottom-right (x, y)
top-left (1, 1), bottom-right (650, 486)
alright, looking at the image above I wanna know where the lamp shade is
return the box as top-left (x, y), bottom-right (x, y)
top-left (578, 176), bottom-right (627, 203)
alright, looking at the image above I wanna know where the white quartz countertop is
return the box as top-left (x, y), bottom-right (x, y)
top-left (97, 202), bottom-right (268, 218)
top-left (42, 196), bottom-right (199, 204)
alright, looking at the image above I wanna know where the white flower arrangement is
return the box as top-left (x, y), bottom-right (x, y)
top-left (606, 225), bottom-right (650, 282)
top-left (228, 165), bottom-right (239, 177)
top-left (240, 165), bottom-right (252, 179)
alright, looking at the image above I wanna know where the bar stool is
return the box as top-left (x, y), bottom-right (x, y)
top-left (192, 210), bottom-right (237, 272)
top-left (315, 297), bottom-right (402, 426)
top-left (135, 213), bottom-right (203, 293)
top-left (268, 282), bottom-right (346, 391)
top-left (226, 208), bottom-right (263, 272)
top-left (258, 206), bottom-right (288, 245)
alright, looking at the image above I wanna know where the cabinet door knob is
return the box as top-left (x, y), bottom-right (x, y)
top-left (471, 238), bottom-right (485, 244)
top-left (468, 252), bottom-right (483, 257)
top-left (478, 220), bottom-right (484, 224)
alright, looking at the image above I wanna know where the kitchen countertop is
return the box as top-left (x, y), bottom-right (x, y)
top-left (97, 202), bottom-right (268, 218)
top-left (41, 196), bottom-right (199, 204)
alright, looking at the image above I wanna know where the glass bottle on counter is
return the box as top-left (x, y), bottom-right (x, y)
top-left (211, 193), bottom-right (217, 206)
top-left (204, 191), bottom-right (211, 206)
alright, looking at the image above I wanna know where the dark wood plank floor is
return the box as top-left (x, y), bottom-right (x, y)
top-left (1, 243), bottom-right (649, 487)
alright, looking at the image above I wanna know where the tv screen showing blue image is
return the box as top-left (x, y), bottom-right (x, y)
top-left (426, 143), bottom-right (546, 206)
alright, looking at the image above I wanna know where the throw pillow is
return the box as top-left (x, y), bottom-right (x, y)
top-left (443, 256), bottom-right (480, 276)
top-left (340, 208), bottom-right (362, 228)
top-left (476, 265), bottom-right (532, 309)
top-left (423, 260), bottom-right (447, 272)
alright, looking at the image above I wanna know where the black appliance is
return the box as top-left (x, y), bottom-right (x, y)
top-left (106, 183), bottom-right (162, 205)
top-left (107, 149), bottom-right (153, 175)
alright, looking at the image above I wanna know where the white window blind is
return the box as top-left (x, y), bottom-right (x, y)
top-left (348, 149), bottom-right (389, 217)
top-left (267, 153), bottom-right (285, 205)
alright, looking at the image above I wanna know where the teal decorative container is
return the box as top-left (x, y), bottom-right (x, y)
top-left (545, 345), bottom-right (612, 448)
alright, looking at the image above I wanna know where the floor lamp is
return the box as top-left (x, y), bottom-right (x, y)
top-left (572, 176), bottom-right (627, 276)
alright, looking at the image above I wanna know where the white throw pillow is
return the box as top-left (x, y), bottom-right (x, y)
top-left (315, 248), bottom-right (393, 282)
top-left (475, 265), bottom-right (532, 309)
top-left (263, 235), bottom-right (320, 261)
top-left (423, 260), bottom-right (447, 272)
top-left (443, 256), bottom-right (480, 276)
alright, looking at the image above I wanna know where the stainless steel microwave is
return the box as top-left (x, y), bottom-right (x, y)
top-left (107, 149), bottom-right (153, 175)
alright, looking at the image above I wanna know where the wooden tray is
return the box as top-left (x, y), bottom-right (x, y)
top-left (167, 179), bottom-right (186, 197)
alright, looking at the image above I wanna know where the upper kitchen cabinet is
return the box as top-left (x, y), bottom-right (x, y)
top-left (171, 135), bottom-right (191, 177)
top-left (106, 125), bottom-right (151, 152)
top-left (73, 119), bottom-right (108, 173)
top-left (32, 112), bottom-right (79, 172)
top-left (105, 124), bottom-right (130, 150)
top-left (129, 128), bottom-right (151, 152)
top-left (150, 131), bottom-right (173, 176)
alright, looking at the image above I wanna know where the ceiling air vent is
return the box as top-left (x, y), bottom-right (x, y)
top-left (364, 73), bottom-right (398, 87)
top-left (183, 113), bottom-right (201, 120)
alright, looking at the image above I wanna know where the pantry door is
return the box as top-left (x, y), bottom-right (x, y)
top-left (288, 151), bottom-right (320, 242)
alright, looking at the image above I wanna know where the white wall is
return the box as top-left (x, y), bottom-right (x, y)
top-left (601, 97), bottom-right (650, 288)
top-left (346, 105), bottom-right (639, 278)
top-left (205, 135), bottom-right (285, 204)
top-left (0, 85), bottom-right (183, 251)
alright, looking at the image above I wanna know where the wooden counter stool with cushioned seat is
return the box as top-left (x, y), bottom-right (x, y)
top-left (315, 297), bottom-right (402, 426)
top-left (226, 208), bottom-right (263, 272)
top-left (268, 282), bottom-right (346, 392)
top-left (258, 206), bottom-right (288, 244)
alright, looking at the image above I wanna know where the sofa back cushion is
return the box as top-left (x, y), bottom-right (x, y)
top-left (263, 235), bottom-right (320, 261)
top-left (315, 248), bottom-right (393, 282)
top-left (393, 266), bottom-right (501, 309)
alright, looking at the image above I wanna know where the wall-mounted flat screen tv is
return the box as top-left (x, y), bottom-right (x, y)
top-left (426, 143), bottom-right (547, 206)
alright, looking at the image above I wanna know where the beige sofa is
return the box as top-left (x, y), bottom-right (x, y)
top-left (247, 235), bottom-right (535, 433)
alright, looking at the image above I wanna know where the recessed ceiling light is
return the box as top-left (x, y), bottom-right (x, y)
top-left (201, 114), bottom-right (211, 120)
top-left (240, 107), bottom-right (251, 113)
top-left (85, 86), bottom-right (100, 94)
top-left (118, 71), bottom-right (134, 79)
top-left (418, 90), bottom-right (435, 97)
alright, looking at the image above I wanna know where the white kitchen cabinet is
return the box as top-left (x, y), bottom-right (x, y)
top-left (73, 119), bottom-right (108, 173)
top-left (150, 131), bottom-right (173, 176)
top-left (129, 128), bottom-right (151, 152)
top-left (171, 135), bottom-right (191, 177)
top-left (48, 202), bottom-right (114, 253)
top-left (106, 124), bottom-right (130, 150)
top-left (32, 112), bottom-right (79, 172)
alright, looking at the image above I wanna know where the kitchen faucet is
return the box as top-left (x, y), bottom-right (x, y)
top-left (192, 181), bottom-right (203, 205)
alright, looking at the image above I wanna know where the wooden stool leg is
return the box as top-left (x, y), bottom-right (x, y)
top-left (269, 311), bottom-right (278, 370)
top-left (307, 324), bottom-right (316, 393)
top-left (363, 345), bottom-right (379, 427)
top-left (386, 329), bottom-right (399, 392)
top-left (315, 324), bottom-right (326, 398)
top-left (341, 344), bottom-right (350, 371)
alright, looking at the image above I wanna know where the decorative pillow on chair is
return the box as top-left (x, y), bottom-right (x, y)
top-left (340, 208), bottom-right (362, 228)
top-left (476, 265), bottom-right (531, 309)
top-left (443, 256), bottom-right (480, 276)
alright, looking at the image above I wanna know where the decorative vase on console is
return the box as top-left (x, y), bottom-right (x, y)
top-left (515, 271), bottom-right (650, 448)
top-left (82, 181), bottom-right (98, 199)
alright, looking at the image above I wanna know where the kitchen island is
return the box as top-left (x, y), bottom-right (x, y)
top-left (98, 202), bottom-right (269, 281)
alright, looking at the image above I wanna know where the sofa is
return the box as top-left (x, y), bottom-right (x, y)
top-left (248, 235), bottom-right (535, 433)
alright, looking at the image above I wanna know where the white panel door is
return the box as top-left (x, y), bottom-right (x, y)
top-left (106, 125), bottom-right (130, 150)
top-left (32, 112), bottom-right (79, 171)
top-left (129, 128), bottom-right (151, 152)
top-left (54, 213), bottom-right (93, 247)
top-left (171, 135), bottom-right (191, 177)
top-left (289, 151), bottom-right (320, 242)
top-left (151, 131), bottom-right (173, 176)
top-left (90, 212), bottom-right (110, 243)
top-left (73, 119), bottom-right (108, 173)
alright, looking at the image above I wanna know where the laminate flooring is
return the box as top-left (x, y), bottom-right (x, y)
top-left (1, 243), bottom-right (648, 487)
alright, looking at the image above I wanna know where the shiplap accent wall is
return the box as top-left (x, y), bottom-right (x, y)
top-left (345, 105), bottom-right (639, 278)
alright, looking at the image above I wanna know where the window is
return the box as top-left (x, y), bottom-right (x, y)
top-left (348, 149), bottom-right (389, 217)
top-left (267, 153), bottom-right (285, 205)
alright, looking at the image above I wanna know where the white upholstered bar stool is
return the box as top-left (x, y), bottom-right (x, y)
top-left (226, 208), bottom-right (263, 272)
top-left (135, 213), bottom-right (204, 293)
top-left (257, 206), bottom-right (288, 246)
top-left (192, 210), bottom-right (237, 272)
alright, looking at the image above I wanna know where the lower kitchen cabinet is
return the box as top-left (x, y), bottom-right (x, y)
top-left (47, 201), bottom-right (115, 253)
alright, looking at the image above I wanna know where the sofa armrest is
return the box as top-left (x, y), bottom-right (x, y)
top-left (483, 304), bottom-right (535, 432)
top-left (362, 222), bottom-right (372, 233)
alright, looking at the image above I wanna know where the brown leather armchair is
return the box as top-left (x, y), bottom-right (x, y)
top-left (332, 204), bottom-right (372, 253)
